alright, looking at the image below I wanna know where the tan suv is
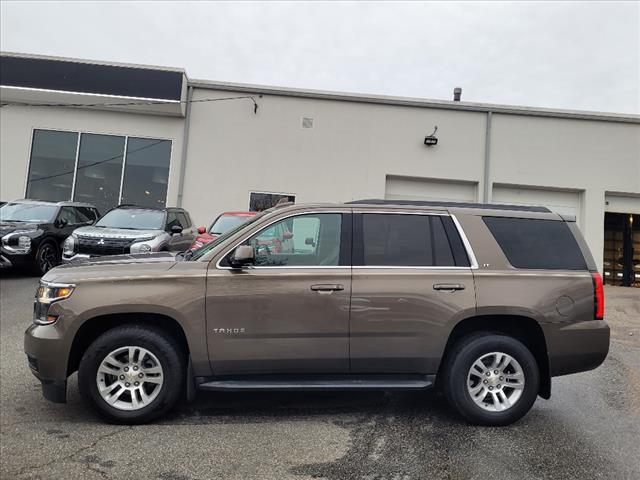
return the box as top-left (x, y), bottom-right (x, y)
top-left (24, 200), bottom-right (609, 425)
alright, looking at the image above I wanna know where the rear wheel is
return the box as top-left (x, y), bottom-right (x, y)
top-left (78, 325), bottom-right (185, 424)
top-left (443, 333), bottom-right (540, 426)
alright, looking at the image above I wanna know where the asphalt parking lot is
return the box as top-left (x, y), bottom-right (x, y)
top-left (1, 270), bottom-right (639, 480)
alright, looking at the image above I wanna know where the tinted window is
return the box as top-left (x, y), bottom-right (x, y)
top-left (249, 192), bottom-right (296, 212)
top-left (0, 203), bottom-right (57, 223)
top-left (58, 206), bottom-right (91, 225)
top-left (241, 213), bottom-right (342, 267)
top-left (483, 217), bottom-right (587, 270)
top-left (176, 212), bottom-right (190, 228)
top-left (77, 206), bottom-right (99, 221)
top-left (358, 214), bottom-right (457, 267)
top-left (26, 130), bottom-right (78, 202)
top-left (73, 133), bottom-right (125, 214)
top-left (120, 138), bottom-right (171, 208)
top-left (95, 209), bottom-right (165, 230)
top-left (166, 211), bottom-right (180, 230)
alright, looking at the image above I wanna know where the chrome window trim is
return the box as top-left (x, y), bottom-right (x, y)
top-left (352, 266), bottom-right (471, 270)
top-left (215, 210), bottom-right (348, 270)
top-left (450, 214), bottom-right (479, 269)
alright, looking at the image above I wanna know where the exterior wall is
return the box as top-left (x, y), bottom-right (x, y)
top-left (0, 105), bottom-right (185, 205)
top-left (181, 88), bottom-right (487, 224)
top-left (490, 115), bottom-right (640, 270)
top-left (181, 87), bottom-right (639, 272)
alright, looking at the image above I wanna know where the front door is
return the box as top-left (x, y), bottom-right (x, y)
top-left (350, 211), bottom-right (476, 374)
top-left (205, 211), bottom-right (351, 375)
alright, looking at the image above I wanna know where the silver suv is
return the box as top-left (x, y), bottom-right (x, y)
top-left (62, 206), bottom-right (195, 261)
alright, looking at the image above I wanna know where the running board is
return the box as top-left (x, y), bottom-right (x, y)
top-left (197, 375), bottom-right (435, 392)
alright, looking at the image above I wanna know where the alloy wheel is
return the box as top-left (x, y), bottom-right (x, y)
top-left (96, 346), bottom-right (164, 411)
top-left (466, 352), bottom-right (525, 412)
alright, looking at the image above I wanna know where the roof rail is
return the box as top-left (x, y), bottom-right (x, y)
top-left (346, 199), bottom-right (551, 213)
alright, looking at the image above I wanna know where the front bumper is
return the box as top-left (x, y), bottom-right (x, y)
top-left (544, 320), bottom-right (610, 377)
top-left (24, 323), bottom-right (70, 403)
top-left (0, 247), bottom-right (35, 268)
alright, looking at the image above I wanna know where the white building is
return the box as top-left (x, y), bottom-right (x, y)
top-left (1, 52), bottom-right (639, 286)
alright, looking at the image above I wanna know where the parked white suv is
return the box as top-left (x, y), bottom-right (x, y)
top-left (62, 206), bottom-right (195, 262)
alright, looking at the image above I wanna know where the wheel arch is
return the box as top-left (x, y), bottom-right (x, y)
top-left (67, 312), bottom-right (190, 377)
top-left (438, 314), bottom-right (551, 399)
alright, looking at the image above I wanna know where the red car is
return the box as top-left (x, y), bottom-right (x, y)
top-left (190, 211), bottom-right (257, 250)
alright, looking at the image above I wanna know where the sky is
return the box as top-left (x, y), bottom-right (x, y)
top-left (1, 1), bottom-right (638, 114)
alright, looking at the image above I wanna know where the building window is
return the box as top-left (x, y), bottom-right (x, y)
top-left (74, 133), bottom-right (126, 214)
top-left (249, 192), bottom-right (296, 212)
top-left (25, 129), bottom-right (172, 212)
top-left (25, 130), bottom-right (78, 202)
top-left (120, 138), bottom-right (171, 209)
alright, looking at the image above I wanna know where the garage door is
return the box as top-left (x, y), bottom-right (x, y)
top-left (492, 184), bottom-right (581, 220)
top-left (385, 176), bottom-right (478, 203)
top-left (605, 193), bottom-right (640, 214)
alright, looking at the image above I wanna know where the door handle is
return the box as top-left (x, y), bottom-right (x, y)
top-left (310, 284), bottom-right (344, 293)
top-left (433, 283), bottom-right (465, 292)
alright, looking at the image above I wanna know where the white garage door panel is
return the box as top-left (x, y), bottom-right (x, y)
top-left (492, 185), bottom-right (580, 218)
top-left (605, 194), bottom-right (640, 214)
top-left (385, 176), bottom-right (477, 203)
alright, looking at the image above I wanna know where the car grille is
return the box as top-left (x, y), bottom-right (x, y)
top-left (76, 237), bottom-right (135, 256)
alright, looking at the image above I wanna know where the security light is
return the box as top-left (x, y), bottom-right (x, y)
top-left (424, 126), bottom-right (438, 146)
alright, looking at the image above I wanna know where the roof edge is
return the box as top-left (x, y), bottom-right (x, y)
top-left (189, 78), bottom-right (640, 124)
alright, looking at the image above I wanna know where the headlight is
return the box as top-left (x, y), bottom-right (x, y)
top-left (63, 236), bottom-right (75, 255)
top-left (36, 282), bottom-right (75, 304)
top-left (138, 243), bottom-right (152, 253)
top-left (1, 231), bottom-right (34, 254)
top-left (34, 282), bottom-right (75, 325)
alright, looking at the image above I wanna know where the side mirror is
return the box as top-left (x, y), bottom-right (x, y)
top-left (170, 225), bottom-right (183, 235)
top-left (229, 245), bottom-right (255, 268)
top-left (282, 230), bottom-right (293, 240)
top-left (56, 218), bottom-right (68, 228)
top-left (197, 226), bottom-right (206, 234)
top-left (305, 237), bottom-right (316, 246)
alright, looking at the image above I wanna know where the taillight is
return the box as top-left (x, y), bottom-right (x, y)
top-left (591, 272), bottom-right (604, 320)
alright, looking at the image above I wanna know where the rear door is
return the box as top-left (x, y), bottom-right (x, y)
top-left (350, 210), bottom-right (476, 374)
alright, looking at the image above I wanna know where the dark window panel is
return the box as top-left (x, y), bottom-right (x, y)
top-left (73, 133), bottom-right (125, 214)
top-left (362, 214), bottom-right (434, 266)
top-left (249, 193), bottom-right (296, 212)
top-left (26, 130), bottom-right (78, 202)
top-left (483, 217), bottom-right (587, 270)
top-left (120, 138), bottom-right (171, 209)
top-left (1, 56), bottom-right (183, 100)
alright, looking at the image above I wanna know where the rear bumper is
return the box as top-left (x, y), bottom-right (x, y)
top-left (544, 320), bottom-right (610, 377)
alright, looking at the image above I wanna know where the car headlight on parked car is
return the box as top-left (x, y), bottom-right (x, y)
top-left (34, 282), bottom-right (75, 325)
top-left (1, 231), bottom-right (35, 254)
top-left (138, 243), bottom-right (152, 253)
top-left (63, 236), bottom-right (75, 256)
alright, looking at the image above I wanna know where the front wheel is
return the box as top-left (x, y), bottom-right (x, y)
top-left (442, 333), bottom-right (540, 426)
top-left (34, 241), bottom-right (58, 275)
top-left (78, 326), bottom-right (185, 424)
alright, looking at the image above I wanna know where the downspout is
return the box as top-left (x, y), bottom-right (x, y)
top-left (176, 85), bottom-right (194, 207)
top-left (482, 111), bottom-right (493, 203)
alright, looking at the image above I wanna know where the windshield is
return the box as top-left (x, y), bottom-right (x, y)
top-left (190, 211), bottom-right (266, 261)
top-left (0, 203), bottom-right (57, 223)
top-left (95, 209), bottom-right (165, 230)
top-left (210, 215), bottom-right (252, 234)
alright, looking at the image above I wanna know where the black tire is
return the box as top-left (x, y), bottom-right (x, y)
top-left (78, 325), bottom-right (185, 424)
top-left (34, 240), bottom-right (59, 275)
top-left (442, 333), bottom-right (540, 426)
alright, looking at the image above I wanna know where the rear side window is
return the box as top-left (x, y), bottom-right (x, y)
top-left (355, 214), bottom-right (465, 267)
top-left (483, 217), bottom-right (587, 270)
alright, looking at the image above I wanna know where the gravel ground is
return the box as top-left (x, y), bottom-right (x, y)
top-left (1, 270), bottom-right (638, 480)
